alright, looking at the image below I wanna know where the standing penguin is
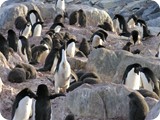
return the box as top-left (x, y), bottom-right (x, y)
top-left (20, 23), bottom-right (32, 39)
top-left (15, 16), bottom-right (27, 32)
top-left (140, 67), bottom-right (160, 96)
top-left (122, 42), bottom-right (133, 52)
top-left (17, 36), bottom-right (32, 63)
top-left (127, 14), bottom-right (138, 28)
top-left (130, 30), bottom-right (142, 45)
top-left (79, 38), bottom-right (90, 57)
top-left (26, 10), bottom-right (44, 26)
top-left (11, 88), bottom-right (37, 120)
top-left (54, 14), bottom-right (64, 24)
top-left (50, 23), bottom-right (65, 33)
top-left (54, 42), bottom-right (71, 93)
top-left (113, 14), bottom-right (129, 34)
top-left (128, 91), bottom-right (149, 120)
top-left (0, 33), bottom-right (9, 60)
top-left (122, 63), bottom-right (142, 90)
top-left (55, 0), bottom-right (65, 15)
top-left (32, 22), bottom-right (43, 37)
top-left (66, 39), bottom-right (76, 57)
top-left (78, 9), bottom-right (87, 27)
top-left (69, 11), bottom-right (79, 26)
top-left (7, 29), bottom-right (18, 52)
top-left (32, 84), bottom-right (65, 120)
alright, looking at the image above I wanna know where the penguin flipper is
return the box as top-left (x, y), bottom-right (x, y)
top-left (49, 93), bottom-right (65, 99)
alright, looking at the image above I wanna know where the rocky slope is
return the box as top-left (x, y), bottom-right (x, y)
top-left (0, 0), bottom-right (160, 120)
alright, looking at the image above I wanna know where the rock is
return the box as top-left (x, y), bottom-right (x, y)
top-left (145, 100), bottom-right (160, 120)
top-left (145, 97), bottom-right (158, 110)
top-left (66, 4), bottom-right (114, 28)
top-left (147, 16), bottom-right (160, 27)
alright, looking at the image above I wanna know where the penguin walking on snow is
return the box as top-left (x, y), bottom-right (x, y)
top-left (17, 36), bottom-right (32, 63)
top-left (54, 42), bottom-right (71, 93)
top-left (7, 29), bottom-right (18, 52)
top-left (128, 91), bottom-right (149, 120)
top-left (139, 67), bottom-right (160, 96)
top-left (122, 63), bottom-right (142, 90)
top-left (32, 84), bottom-right (65, 120)
top-left (11, 88), bottom-right (37, 120)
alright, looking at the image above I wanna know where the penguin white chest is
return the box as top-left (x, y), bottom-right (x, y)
top-left (13, 97), bottom-right (33, 120)
top-left (140, 72), bottom-right (153, 92)
top-left (67, 42), bottom-right (76, 57)
top-left (128, 18), bottom-right (135, 28)
top-left (92, 35), bottom-right (103, 47)
top-left (113, 18), bottom-right (122, 34)
top-left (50, 56), bottom-right (58, 74)
top-left (22, 24), bottom-right (32, 38)
top-left (54, 26), bottom-right (62, 33)
top-left (30, 13), bottom-right (36, 26)
top-left (33, 24), bottom-right (42, 37)
top-left (56, 0), bottom-right (65, 11)
top-left (125, 68), bottom-right (141, 90)
top-left (38, 49), bottom-right (50, 64)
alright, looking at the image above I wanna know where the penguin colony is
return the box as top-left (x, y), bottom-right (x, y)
top-left (0, 0), bottom-right (159, 120)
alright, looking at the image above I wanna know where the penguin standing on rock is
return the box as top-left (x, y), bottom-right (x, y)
top-left (32, 84), bottom-right (65, 120)
top-left (139, 67), bottom-right (160, 96)
top-left (11, 88), bottom-right (37, 120)
top-left (17, 36), bottom-right (32, 63)
top-left (128, 91), bottom-right (149, 120)
top-left (7, 29), bottom-right (18, 52)
top-left (78, 9), bottom-right (87, 27)
top-left (26, 10), bottom-right (44, 26)
top-left (54, 42), bottom-right (71, 93)
top-left (66, 39), bottom-right (76, 57)
top-left (0, 33), bottom-right (9, 60)
top-left (130, 30), bottom-right (142, 45)
top-left (122, 63), bottom-right (142, 90)
top-left (32, 21), bottom-right (43, 37)
top-left (54, 14), bottom-right (64, 24)
top-left (69, 11), bottom-right (79, 26)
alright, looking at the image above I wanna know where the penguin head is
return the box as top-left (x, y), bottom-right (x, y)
top-left (37, 84), bottom-right (49, 97)
top-left (133, 63), bottom-right (142, 74)
top-left (65, 114), bottom-right (75, 120)
top-left (113, 14), bottom-right (122, 20)
top-left (78, 9), bottom-right (84, 13)
top-left (8, 29), bottom-right (15, 35)
top-left (18, 88), bottom-right (37, 99)
top-left (126, 41), bottom-right (133, 46)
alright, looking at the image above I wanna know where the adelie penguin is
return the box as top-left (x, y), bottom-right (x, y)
top-left (54, 14), bottom-right (64, 24)
top-left (122, 63), bottom-right (142, 90)
top-left (66, 39), bottom-right (76, 57)
top-left (69, 11), bottom-right (79, 26)
top-left (113, 14), bottom-right (129, 34)
top-left (54, 42), bottom-right (72, 93)
top-left (50, 23), bottom-right (65, 33)
top-left (128, 91), bottom-right (149, 120)
top-left (127, 14), bottom-right (138, 28)
top-left (31, 21), bottom-right (43, 37)
top-left (0, 33), bottom-right (9, 60)
top-left (78, 9), bottom-right (87, 27)
top-left (17, 36), bottom-right (32, 63)
top-left (20, 23), bottom-right (32, 39)
top-left (139, 67), bottom-right (160, 96)
top-left (11, 88), bottom-right (37, 120)
top-left (26, 9), bottom-right (44, 26)
top-left (130, 30), bottom-right (142, 45)
top-left (7, 29), bottom-right (18, 52)
top-left (79, 38), bottom-right (90, 57)
top-left (32, 84), bottom-right (65, 120)
top-left (55, 0), bottom-right (65, 15)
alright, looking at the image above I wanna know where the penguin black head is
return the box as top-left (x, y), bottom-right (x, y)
top-left (50, 22), bottom-right (65, 30)
top-left (17, 88), bottom-right (37, 99)
top-left (54, 14), bottom-right (64, 23)
top-left (131, 30), bottom-right (140, 44)
top-left (37, 84), bottom-right (49, 97)
top-left (125, 63), bottom-right (142, 75)
top-left (65, 114), bottom-right (75, 120)
top-left (98, 22), bottom-right (113, 32)
top-left (135, 19), bottom-right (147, 27)
top-left (127, 14), bottom-right (138, 22)
top-left (67, 38), bottom-right (77, 45)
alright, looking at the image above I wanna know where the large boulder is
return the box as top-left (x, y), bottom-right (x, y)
top-left (86, 48), bottom-right (160, 83)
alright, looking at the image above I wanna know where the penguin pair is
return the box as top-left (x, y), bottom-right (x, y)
top-left (26, 10), bottom-right (44, 37)
top-left (122, 63), bottom-right (160, 96)
top-left (17, 36), bottom-right (32, 63)
top-left (90, 29), bottom-right (108, 48)
top-left (69, 9), bottom-right (87, 27)
top-left (67, 71), bottom-right (100, 92)
top-left (128, 91), bottom-right (149, 120)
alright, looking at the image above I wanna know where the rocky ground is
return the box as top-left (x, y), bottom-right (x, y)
top-left (0, 0), bottom-right (160, 120)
